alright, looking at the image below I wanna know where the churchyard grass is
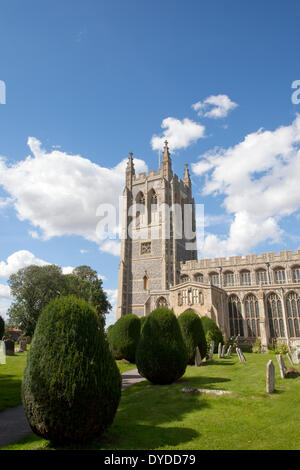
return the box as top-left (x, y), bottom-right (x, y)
top-left (3, 353), bottom-right (300, 450)
top-left (115, 360), bottom-right (136, 373)
top-left (0, 351), bottom-right (27, 412)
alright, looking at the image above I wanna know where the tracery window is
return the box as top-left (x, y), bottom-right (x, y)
top-left (274, 268), bottom-right (286, 284)
top-left (224, 271), bottom-right (234, 287)
top-left (256, 269), bottom-right (267, 285)
top-left (182, 289), bottom-right (188, 305)
top-left (267, 293), bottom-right (285, 338)
top-left (286, 292), bottom-right (300, 337)
top-left (240, 270), bottom-right (251, 286)
top-left (157, 296), bottom-right (167, 308)
top-left (192, 288), bottom-right (200, 304)
top-left (228, 295), bottom-right (244, 337)
top-left (292, 267), bottom-right (300, 283)
top-left (209, 272), bottom-right (219, 286)
top-left (194, 273), bottom-right (203, 283)
top-left (180, 275), bottom-right (189, 284)
top-left (244, 295), bottom-right (260, 337)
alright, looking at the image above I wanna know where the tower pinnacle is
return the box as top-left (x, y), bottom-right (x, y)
top-left (183, 162), bottom-right (191, 187)
top-left (161, 140), bottom-right (172, 180)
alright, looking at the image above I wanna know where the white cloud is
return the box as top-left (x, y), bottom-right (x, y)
top-left (193, 115), bottom-right (300, 257)
top-left (151, 117), bottom-right (205, 152)
top-left (0, 137), bottom-right (148, 255)
top-left (80, 249), bottom-right (88, 254)
top-left (192, 94), bottom-right (238, 119)
top-left (0, 250), bottom-right (49, 278)
top-left (100, 240), bottom-right (121, 257)
top-left (105, 288), bottom-right (118, 327)
top-left (0, 283), bottom-right (11, 299)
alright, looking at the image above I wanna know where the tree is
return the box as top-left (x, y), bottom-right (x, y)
top-left (178, 311), bottom-right (207, 364)
top-left (7, 264), bottom-right (111, 335)
top-left (107, 314), bottom-right (141, 363)
top-left (201, 316), bottom-right (224, 353)
top-left (22, 295), bottom-right (121, 444)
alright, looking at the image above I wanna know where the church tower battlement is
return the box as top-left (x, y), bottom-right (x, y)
top-left (117, 141), bottom-right (197, 318)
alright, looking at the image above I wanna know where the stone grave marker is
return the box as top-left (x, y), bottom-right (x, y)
top-left (209, 341), bottom-right (214, 360)
top-left (266, 360), bottom-right (275, 393)
top-left (292, 347), bottom-right (300, 365)
top-left (221, 345), bottom-right (226, 358)
top-left (276, 354), bottom-right (287, 379)
top-left (218, 342), bottom-right (222, 358)
top-left (195, 346), bottom-right (202, 367)
top-left (226, 345), bottom-right (232, 356)
top-left (4, 340), bottom-right (15, 356)
top-left (287, 353), bottom-right (294, 366)
top-left (0, 340), bottom-right (6, 364)
top-left (19, 339), bottom-right (27, 352)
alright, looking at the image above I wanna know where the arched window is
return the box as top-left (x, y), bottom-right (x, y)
top-left (286, 292), bottom-right (300, 337)
top-left (244, 294), bottom-right (260, 337)
top-left (209, 272), bottom-right (219, 286)
top-left (192, 288), bottom-right (201, 304)
top-left (157, 296), bottom-right (167, 308)
top-left (292, 266), bottom-right (300, 283)
top-left (143, 275), bottom-right (148, 290)
top-left (180, 275), bottom-right (189, 284)
top-left (240, 270), bottom-right (251, 286)
top-left (228, 295), bottom-right (244, 337)
top-left (178, 292), bottom-right (182, 306)
top-left (135, 192), bottom-right (145, 228)
top-left (224, 271), bottom-right (234, 287)
top-left (182, 290), bottom-right (188, 305)
top-left (267, 293), bottom-right (285, 338)
top-left (273, 267), bottom-right (286, 284)
top-left (256, 269), bottom-right (267, 285)
top-left (148, 189), bottom-right (157, 224)
top-left (194, 273), bottom-right (203, 283)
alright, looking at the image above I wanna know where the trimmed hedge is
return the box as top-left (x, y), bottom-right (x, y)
top-left (200, 316), bottom-right (224, 353)
top-left (22, 295), bottom-right (121, 444)
top-left (178, 311), bottom-right (207, 364)
top-left (136, 307), bottom-right (187, 384)
top-left (107, 314), bottom-right (141, 363)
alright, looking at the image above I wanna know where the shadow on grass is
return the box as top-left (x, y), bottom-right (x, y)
top-left (0, 374), bottom-right (22, 412)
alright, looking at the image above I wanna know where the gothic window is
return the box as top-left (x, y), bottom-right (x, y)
top-left (143, 275), bottom-right (148, 290)
top-left (256, 269), bottom-right (267, 285)
top-left (267, 293), bottom-right (285, 338)
top-left (180, 275), bottom-right (189, 284)
top-left (224, 271), bottom-right (234, 287)
top-left (192, 288), bottom-right (201, 304)
top-left (178, 292), bottom-right (182, 306)
top-left (292, 267), bottom-right (300, 283)
top-left (274, 268), bottom-right (286, 284)
top-left (209, 272), bottom-right (219, 286)
top-left (141, 242), bottom-right (151, 254)
top-left (136, 191), bottom-right (145, 205)
top-left (157, 296), bottom-right (167, 308)
top-left (194, 273), bottom-right (204, 283)
top-left (240, 270), bottom-right (251, 286)
top-left (286, 292), bottom-right (300, 337)
top-left (244, 294), bottom-right (260, 337)
top-left (228, 295), bottom-right (244, 337)
top-left (148, 189), bottom-right (158, 224)
top-left (182, 290), bottom-right (188, 305)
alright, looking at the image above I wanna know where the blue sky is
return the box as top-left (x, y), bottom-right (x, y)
top-left (1, 0), bottom-right (300, 325)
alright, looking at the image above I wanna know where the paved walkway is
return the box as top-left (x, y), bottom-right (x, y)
top-left (0, 368), bottom-right (144, 448)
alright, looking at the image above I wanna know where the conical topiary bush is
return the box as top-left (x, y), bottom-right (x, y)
top-left (136, 307), bottom-right (187, 384)
top-left (107, 313), bottom-right (141, 363)
top-left (178, 310), bottom-right (207, 364)
top-left (22, 295), bottom-right (122, 444)
top-left (200, 316), bottom-right (224, 353)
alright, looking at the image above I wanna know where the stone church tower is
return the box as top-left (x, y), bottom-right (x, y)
top-left (117, 141), bottom-right (197, 318)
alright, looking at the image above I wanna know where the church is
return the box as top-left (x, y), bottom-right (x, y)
top-left (117, 141), bottom-right (300, 350)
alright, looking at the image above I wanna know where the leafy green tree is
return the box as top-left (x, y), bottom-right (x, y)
top-left (201, 316), bottom-right (224, 353)
top-left (178, 310), bottom-right (207, 364)
top-left (107, 314), bottom-right (141, 363)
top-left (7, 264), bottom-right (111, 335)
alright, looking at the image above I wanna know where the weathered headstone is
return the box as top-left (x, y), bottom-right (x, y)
top-left (0, 341), bottom-right (6, 364)
top-left (19, 339), bottom-right (27, 352)
top-left (266, 360), bottom-right (275, 393)
top-left (226, 345), bottom-right (232, 356)
top-left (236, 347), bottom-right (246, 362)
top-left (209, 341), bottom-right (214, 360)
top-left (221, 345), bottom-right (226, 358)
top-left (195, 346), bottom-right (202, 367)
top-left (292, 347), bottom-right (300, 365)
top-left (4, 339), bottom-right (15, 356)
top-left (276, 354), bottom-right (287, 379)
top-left (218, 342), bottom-right (222, 358)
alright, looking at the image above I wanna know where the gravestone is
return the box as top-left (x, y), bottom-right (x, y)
top-left (4, 340), bottom-right (15, 356)
top-left (266, 360), bottom-right (275, 393)
top-left (292, 347), bottom-right (300, 365)
top-left (218, 342), bottom-right (222, 358)
top-left (209, 341), bottom-right (214, 360)
top-left (221, 345), bottom-right (226, 358)
top-left (0, 341), bottom-right (6, 364)
top-left (19, 339), bottom-right (27, 352)
top-left (236, 347), bottom-right (246, 362)
top-left (287, 353), bottom-right (294, 366)
top-left (276, 354), bottom-right (287, 379)
top-left (226, 345), bottom-right (232, 356)
top-left (195, 346), bottom-right (202, 367)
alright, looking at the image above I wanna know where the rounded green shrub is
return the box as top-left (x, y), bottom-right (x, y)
top-left (107, 314), bottom-right (141, 363)
top-left (140, 316), bottom-right (147, 331)
top-left (136, 307), bottom-right (187, 384)
top-left (201, 316), bottom-right (224, 353)
top-left (178, 311), bottom-right (207, 364)
top-left (22, 295), bottom-right (122, 444)
top-left (0, 316), bottom-right (5, 340)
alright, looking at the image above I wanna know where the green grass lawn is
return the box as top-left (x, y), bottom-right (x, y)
top-left (115, 360), bottom-right (136, 373)
top-left (2, 353), bottom-right (300, 450)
